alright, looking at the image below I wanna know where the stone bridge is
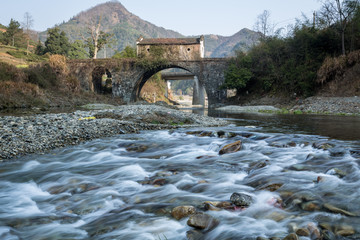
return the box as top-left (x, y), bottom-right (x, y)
top-left (67, 58), bottom-right (229, 107)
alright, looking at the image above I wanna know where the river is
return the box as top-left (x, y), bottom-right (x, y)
top-left (0, 111), bottom-right (359, 239)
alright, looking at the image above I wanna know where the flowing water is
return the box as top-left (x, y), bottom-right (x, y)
top-left (0, 112), bottom-right (360, 240)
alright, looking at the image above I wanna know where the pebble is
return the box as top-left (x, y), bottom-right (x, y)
top-left (0, 104), bottom-right (228, 160)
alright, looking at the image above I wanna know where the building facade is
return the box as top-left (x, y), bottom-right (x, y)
top-left (136, 36), bottom-right (204, 61)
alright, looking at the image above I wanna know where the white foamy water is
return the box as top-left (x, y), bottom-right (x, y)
top-left (0, 118), bottom-right (360, 239)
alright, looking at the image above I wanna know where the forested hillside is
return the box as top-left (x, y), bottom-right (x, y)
top-left (222, 0), bottom-right (360, 98)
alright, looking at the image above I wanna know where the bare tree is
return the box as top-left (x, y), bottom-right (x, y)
top-left (22, 12), bottom-right (34, 55)
top-left (83, 15), bottom-right (112, 59)
top-left (254, 10), bottom-right (273, 39)
top-left (318, 0), bottom-right (359, 55)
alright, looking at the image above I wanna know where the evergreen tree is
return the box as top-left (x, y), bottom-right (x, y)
top-left (112, 45), bottom-right (136, 58)
top-left (35, 40), bottom-right (45, 55)
top-left (68, 40), bottom-right (89, 59)
top-left (4, 19), bottom-right (22, 46)
top-left (44, 27), bottom-right (71, 56)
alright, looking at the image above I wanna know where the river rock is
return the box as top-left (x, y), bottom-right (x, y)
top-left (260, 183), bottom-right (283, 192)
top-left (202, 201), bottom-right (233, 211)
top-left (323, 203), bottom-right (357, 216)
top-left (230, 192), bottom-right (253, 207)
top-left (171, 205), bottom-right (196, 220)
top-left (301, 201), bottom-right (321, 211)
top-left (326, 168), bottom-right (347, 178)
top-left (248, 160), bottom-right (270, 172)
top-left (186, 229), bottom-right (205, 240)
top-left (219, 140), bottom-right (242, 155)
top-left (307, 222), bottom-right (321, 239)
top-left (321, 230), bottom-right (336, 240)
top-left (312, 142), bottom-right (335, 150)
top-left (282, 233), bottom-right (298, 240)
top-left (295, 228), bottom-right (310, 237)
top-left (126, 143), bottom-right (149, 152)
top-left (187, 213), bottom-right (219, 231)
top-left (335, 225), bottom-right (355, 236)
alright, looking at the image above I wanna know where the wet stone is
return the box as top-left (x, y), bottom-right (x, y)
top-left (219, 140), bottom-right (242, 155)
top-left (312, 142), bottom-right (335, 150)
top-left (186, 229), bottom-right (205, 240)
top-left (301, 201), bottom-right (321, 212)
top-left (295, 228), bottom-right (310, 237)
top-left (259, 183), bottom-right (283, 192)
top-left (335, 225), bottom-right (355, 236)
top-left (171, 205), bottom-right (196, 220)
top-left (282, 233), bottom-right (298, 240)
top-left (248, 160), bottom-right (270, 172)
top-left (187, 213), bottom-right (219, 231)
top-left (323, 203), bottom-right (357, 217)
top-left (230, 192), bottom-right (253, 207)
top-left (321, 229), bottom-right (336, 240)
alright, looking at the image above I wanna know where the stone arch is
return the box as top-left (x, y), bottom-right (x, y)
top-left (131, 64), bottom-right (198, 102)
top-left (130, 63), bottom-right (206, 104)
top-left (92, 66), bottom-right (112, 94)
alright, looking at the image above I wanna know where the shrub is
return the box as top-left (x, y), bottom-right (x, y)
top-left (48, 54), bottom-right (69, 75)
top-left (25, 64), bottom-right (58, 89)
top-left (0, 62), bottom-right (25, 82)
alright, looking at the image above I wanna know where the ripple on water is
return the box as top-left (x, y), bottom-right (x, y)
top-left (1, 124), bottom-right (360, 239)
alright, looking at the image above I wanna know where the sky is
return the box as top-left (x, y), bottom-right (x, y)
top-left (0, 0), bottom-right (323, 36)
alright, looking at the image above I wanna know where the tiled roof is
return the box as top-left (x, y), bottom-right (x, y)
top-left (137, 37), bottom-right (201, 45)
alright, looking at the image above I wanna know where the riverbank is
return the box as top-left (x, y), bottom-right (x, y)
top-left (223, 96), bottom-right (360, 115)
top-left (0, 104), bottom-right (227, 161)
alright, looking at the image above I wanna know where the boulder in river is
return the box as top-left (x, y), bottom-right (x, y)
top-left (187, 213), bottom-right (219, 231)
top-left (219, 140), bottom-right (242, 155)
top-left (171, 205), bottom-right (196, 220)
top-left (230, 192), bottom-right (253, 207)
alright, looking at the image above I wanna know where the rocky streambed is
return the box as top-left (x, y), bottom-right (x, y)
top-left (0, 104), bottom-right (227, 160)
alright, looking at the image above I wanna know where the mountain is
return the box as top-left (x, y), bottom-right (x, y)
top-left (205, 29), bottom-right (260, 57)
top-left (40, 1), bottom-right (260, 58)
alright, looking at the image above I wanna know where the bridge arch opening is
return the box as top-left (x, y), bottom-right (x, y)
top-left (92, 66), bottom-right (112, 94)
top-left (135, 66), bottom-right (207, 107)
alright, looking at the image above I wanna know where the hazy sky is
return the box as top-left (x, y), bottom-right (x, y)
top-left (1, 0), bottom-right (323, 36)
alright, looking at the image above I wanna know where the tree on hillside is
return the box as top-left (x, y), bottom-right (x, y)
top-left (4, 19), bottom-right (22, 46)
top-left (112, 45), bottom-right (136, 58)
top-left (318, 0), bottom-right (359, 55)
top-left (68, 40), bottom-right (89, 59)
top-left (44, 27), bottom-right (71, 56)
top-left (22, 12), bottom-right (34, 55)
top-left (254, 10), bottom-right (273, 39)
top-left (84, 16), bottom-right (112, 59)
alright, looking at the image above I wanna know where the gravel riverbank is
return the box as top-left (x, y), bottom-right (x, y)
top-left (291, 96), bottom-right (360, 114)
top-left (222, 96), bottom-right (360, 115)
top-left (0, 104), bottom-right (228, 161)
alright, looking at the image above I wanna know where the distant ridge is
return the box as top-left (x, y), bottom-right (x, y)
top-left (40, 1), bottom-right (260, 57)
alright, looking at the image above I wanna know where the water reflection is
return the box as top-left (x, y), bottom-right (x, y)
top-left (183, 108), bottom-right (360, 141)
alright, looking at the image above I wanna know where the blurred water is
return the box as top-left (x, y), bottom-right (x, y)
top-left (0, 114), bottom-right (359, 239)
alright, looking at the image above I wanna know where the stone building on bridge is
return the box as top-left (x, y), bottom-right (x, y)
top-left (136, 36), bottom-right (205, 60)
